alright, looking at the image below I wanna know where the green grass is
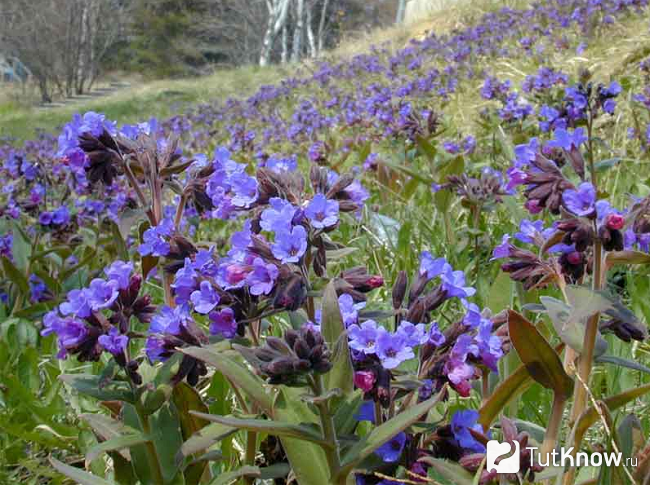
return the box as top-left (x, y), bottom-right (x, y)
top-left (0, 65), bottom-right (289, 142)
top-left (0, 0), bottom-right (530, 144)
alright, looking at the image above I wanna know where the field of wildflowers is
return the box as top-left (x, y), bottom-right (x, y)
top-left (3, 0), bottom-right (650, 484)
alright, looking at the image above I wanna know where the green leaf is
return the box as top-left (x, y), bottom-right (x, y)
top-left (178, 422), bottom-right (237, 462)
top-left (478, 363), bottom-right (533, 428)
top-left (418, 456), bottom-right (474, 485)
top-left (338, 390), bottom-right (444, 477)
top-left (273, 387), bottom-right (331, 485)
top-left (540, 293), bottom-right (608, 355)
top-left (85, 433), bottom-right (150, 466)
top-left (189, 412), bottom-right (328, 446)
top-left (60, 374), bottom-right (136, 403)
top-left (1, 256), bottom-right (29, 294)
top-left (507, 310), bottom-right (573, 399)
top-left (487, 271), bottom-right (512, 314)
top-left (596, 354), bottom-right (650, 375)
top-left (569, 383), bottom-right (650, 451)
top-left (111, 221), bottom-right (130, 261)
top-left (180, 346), bottom-right (273, 414)
top-left (415, 135), bottom-right (437, 162)
top-left (321, 280), bottom-right (354, 395)
top-left (172, 382), bottom-right (209, 439)
top-left (606, 250), bottom-right (650, 265)
top-left (208, 465), bottom-right (260, 485)
top-left (11, 221), bottom-right (31, 271)
top-left (50, 457), bottom-right (117, 485)
top-left (150, 403), bottom-right (186, 484)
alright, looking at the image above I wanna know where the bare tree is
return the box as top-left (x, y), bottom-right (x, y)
top-left (395, 0), bottom-right (407, 24)
top-left (260, 0), bottom-right (291, 66)
top-left (0, 0), bottom-right (124, 102)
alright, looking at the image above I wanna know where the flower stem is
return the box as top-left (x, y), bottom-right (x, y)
top-left (312, 374), bottom-right (341, 478)
top-left (540, 392), bottom-right (565, 462)
top-left (136, 407), bottom-right (165, 485)
top-left (570, 239), bottom-right (603, 423)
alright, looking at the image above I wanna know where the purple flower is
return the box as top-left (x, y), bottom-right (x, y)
top-left (172, 259), bottom-right (198, 304)
top-left (354, 401), bottom-right (375, 423)
top-left (547, 128), bottom-right (587, 151)
top-left (419, 252), bottom-right (447, 279)
top-left (491, 234), bottom-right (511, 260)
top-left (246, 258), bottom-right (279, 295)
top-left (260, 198), bottom-right (298, 233)
top-left (376, 331), bottom-right (414, 369)
top-left (428, 322), bottom-right (446, 346)
top-left (374, 432), bottom-right (406, 462)
top-left (271, 225), bottom-right (308, 263)
top-left (52, 206), bottom-right (70, 225)
top-left (229, 172), bottom-right (258, 208)
top-left (139, 220), bottom-right (173, 257)
top-left (563, 182), bottom-right (596, 217)
top-left (338, 294), bottom-right (365, 327)
top-left (150, 305), bottom-right (192, 335)
top-left (60, 289), bottom-right (92, 318)
top-left (98, 327), bottom-right (129, 356)
top-left (451, 410), bottom-right (486, 453)
top-left (42, 311), bottom-right (89, 359)
top-left (86, 279), bottom-right (120, 311)
top-left (229, 220), bottom-right (253, 261)
top-left (190, 280), bottom-right (220, 314)
top-left (305, 194), bottom-right (339, 229)
top-left (348, 320), bottom-right (385, 354)
top-left (476, 319), bottom-right (503, 372)
top-left (441, 267), bottom-right (476, 299)
top-left (209, 308), bottom-right (238, 338)
top-left (29, 275), bottom-right (47, 302)
top-left (104, 261), bottom-right (134, 290)
top-left (515, 219), bottom-right (544, 244)
top-left (145, 336), bottom-right (169, 362)
top-left (396, 320), bottom-right (428, 347)
top-left (39, 211), bottom-right (53, 225)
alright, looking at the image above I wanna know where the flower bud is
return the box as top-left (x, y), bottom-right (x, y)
top-left (606, 213), bottom-right (625, 230)
top-left (354, 370), bottom-right (376, 392)
top-left (392, 271), bottom-right (408, 310)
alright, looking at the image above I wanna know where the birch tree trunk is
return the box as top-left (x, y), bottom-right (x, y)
top-left (281, 24), bottom-right (289, 63)
top-left (305, 1), bottom-right (317, 58)
top-left (395, 0), bottom-right (407, 24)
top-left (291, 0), bottom-right (304, 62)
top-left (260, 0), bottom-right (291, 66)
top-left (317, 0), bottom-right (329, 55)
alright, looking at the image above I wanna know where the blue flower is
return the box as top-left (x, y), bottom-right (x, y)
top-left (305, 194), bottom-right (339, 229)
top-left (104, 260), bottom-right (134, 290)
top-left (86, 278), bottom-right (120, 311)
top-left (563, 182), bottom-right (596, 217)
top-left (190, 280), bottom-right (220, 314)
top-left (98, 327), bottom-right (129, 356)
top-left (348, 320), bottom-right (385, 354)
top-left (547, 127), bottom-right (587, 151)
top-left (376, 331), bottom-right (414, 369)
top-left (209, 308), bottom-right (237, 338)
top-left (354, 401), bottom-right (375, 423)
top-left (260, 198), bottom-right (297, 233)
top-left (441, 267), bottom-right (476, 299)
top-left (271, 225), bottom-right (308, 263)
top-left (246, 258), bottom-right (279, 296)
top-left (451, 410), bottom-right (486, 453)
top-left (419, 251), bottom-right (447, 280)
top-left (396, 320), bottom-right (428, 347)
top-left (374, 432), bottom-right (406, 463)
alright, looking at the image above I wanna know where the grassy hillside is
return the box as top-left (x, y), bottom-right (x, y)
top-left (0, 0), bottom-right (527, 143)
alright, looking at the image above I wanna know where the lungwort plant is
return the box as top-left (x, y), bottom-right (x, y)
top-left (4, 1), bottom-right (650, 484)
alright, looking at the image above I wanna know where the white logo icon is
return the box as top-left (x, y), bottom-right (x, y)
top-left (486, 440), bottom-right (520, 473)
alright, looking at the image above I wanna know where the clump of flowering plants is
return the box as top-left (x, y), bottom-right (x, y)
top-left (4, 1), bottom-right (650, 484)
